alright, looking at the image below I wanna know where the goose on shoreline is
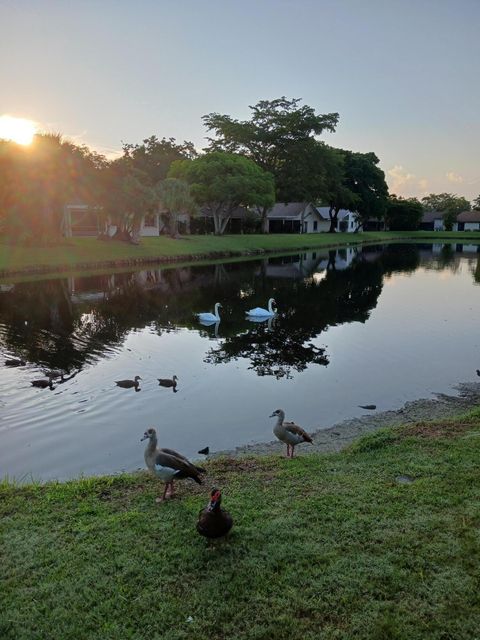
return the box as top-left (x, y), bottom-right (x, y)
top-left (141, 427), bottom-right (205, 502)
top-left (270, 409), bottom-right (313, 458)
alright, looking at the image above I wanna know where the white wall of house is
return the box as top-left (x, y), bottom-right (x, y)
top-left (464, 222), bottom-right (480, 231)
top-left (302, 204), bottom-right (330, 233)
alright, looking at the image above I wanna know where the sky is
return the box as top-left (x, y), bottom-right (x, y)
top-left (1, 0), bottom-right (479, 200)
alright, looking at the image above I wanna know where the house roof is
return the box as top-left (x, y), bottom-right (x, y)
top-left (457, 210), bottom-right (480, 223)
top-left (421, 210), bottom-right (443, 223)
top-left (267, 202), bottom-right (311, 219)
top-left (199, 206), bottom-right (252, 219)
top-left (316, 207), bottom-right (354, 221)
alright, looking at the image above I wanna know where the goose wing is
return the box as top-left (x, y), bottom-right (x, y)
top-left (156, 449), bottom-right (204, 480)
top-left (284, 422), bottom-right (313, 443)
top-left (160, 447), bottom-right (206, 473)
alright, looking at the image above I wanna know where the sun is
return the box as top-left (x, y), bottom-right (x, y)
top-left (0, 115), bottom-right (37, 145)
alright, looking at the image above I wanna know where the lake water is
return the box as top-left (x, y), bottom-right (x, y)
top-left (1, 242), bottom-right (479, 481)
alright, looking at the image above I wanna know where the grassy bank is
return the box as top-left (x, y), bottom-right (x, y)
top-left (1, 231), bottom-right (480, 278)
top-left (2, 409), bottom-right (480, 639)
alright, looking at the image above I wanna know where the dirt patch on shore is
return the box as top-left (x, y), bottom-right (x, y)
top-left (214, 382), bottom-right (480, 458)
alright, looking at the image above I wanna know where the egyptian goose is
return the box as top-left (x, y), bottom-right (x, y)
top-left (197, 488), bottom-right (233, 539)
top-left (158, 375), bottom-right (178, 391)
top-left (141, 427), bottom-right (205, 502)
top-left (115, 376), bottom-right (141, 390)
top-left (270, 409), bottom-right (313, 457)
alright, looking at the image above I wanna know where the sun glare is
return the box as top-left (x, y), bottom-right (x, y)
top-left (0, 115), bottom-right (37, 145)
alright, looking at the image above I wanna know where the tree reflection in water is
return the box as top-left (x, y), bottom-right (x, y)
top-left (1, 242), bottom-right (474, 379)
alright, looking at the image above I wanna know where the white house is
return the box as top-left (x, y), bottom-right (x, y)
top-left (456, 210), bottom-right (480, 231)
top-left (315, 207), bottom-right (359, 233)
top-left (267, 202), bottom-right (329, 233)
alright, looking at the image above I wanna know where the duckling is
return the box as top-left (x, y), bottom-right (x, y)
top-left (31, 376), bottom-right (54, 389)
top-left (197, 488), bottom-right (233, 539)
top-left (5, 358), bottom-right (26, 367)
top-left (115, 376), bottom-right (141, 390)
top-left (158, 375), bottom-right (178, 391)
top-left (198, 446), bottom-right (210, 456)
top-left (141, 427), bottom-right (205, 502)
top-left (270, 409), bottom-right (313, 458)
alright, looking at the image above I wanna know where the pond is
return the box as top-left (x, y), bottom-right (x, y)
top-left (1, 242), bottom-right (479, 481)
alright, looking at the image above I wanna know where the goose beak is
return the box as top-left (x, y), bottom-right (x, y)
top-left (140, 434), bottom-right (149, 442)
top-left (269, 412), bottom-right (277, 418)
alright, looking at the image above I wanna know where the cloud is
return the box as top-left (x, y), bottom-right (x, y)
top-left (387, 165), bottom-right (428, 197)
top-left (446, 171), bottom-right (464, 184)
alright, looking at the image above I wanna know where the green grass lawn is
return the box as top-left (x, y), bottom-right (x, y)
top-left (1, 231), bottom-right (480, 277)
top-left (2, 408), bottom-right (480, 639)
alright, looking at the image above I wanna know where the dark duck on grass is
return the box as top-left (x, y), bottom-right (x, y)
top-left (197, 488), bottom-right (233, 539)
top-left (141, 427), bottom-right (205, 502)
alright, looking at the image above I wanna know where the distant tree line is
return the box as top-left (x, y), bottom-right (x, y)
top-left (0, 98), bottom-right (478, 243)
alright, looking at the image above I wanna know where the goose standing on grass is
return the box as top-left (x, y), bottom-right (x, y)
top-left (270, 409), bottom-right (313, 458)
top-left (31, 376), bottom-right (54, 389)
top-left (196, 303), bottom-right (222, 323)
top-left (115, 376), bottom-right (141, 390)
top-left (197, 488), bottom-right (233, 539)
top-left (141, 427), bottom-right (205, 502)
top-left (246, 298), bottom-right (276, 318)
top-left (158, 375), bottom-right (178, 391)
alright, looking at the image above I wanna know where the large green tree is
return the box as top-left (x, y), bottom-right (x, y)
top-left (385, 196), bottom-right (423, 231)
top-left (121, 136), bottom-right (197, 185)
top-left (170, 152), bottom-right (275, 235)
top-left (203, 97), bottom-right (339, 231)
top-left (322, 147), bottom-right (359, 233)
top-left (0, 134), bottom-right (106, 242)
top-left (156, 178), bottom-right (197, 237)
top-left (472, 194), bottom-right (480, 210)
top-left (342, 151), bottom-right (389, 230)
top-left (421, 193), bottom-right (471, 230)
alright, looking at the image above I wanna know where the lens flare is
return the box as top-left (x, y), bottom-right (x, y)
top-left (0, 115), bottom-right (37, 145)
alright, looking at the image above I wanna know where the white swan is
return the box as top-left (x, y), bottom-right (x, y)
top-left (246, 298), bottom-right (276, 318)
top-left (196, 302), bottom-right (222, 323)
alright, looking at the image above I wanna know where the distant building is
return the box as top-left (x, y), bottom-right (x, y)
top-left (456, 210), bottom-right (480, 231)
top-left (267, 202), bottom-right (329, 233)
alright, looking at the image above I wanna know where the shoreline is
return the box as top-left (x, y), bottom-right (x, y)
top-left (1, 231), bottom-right (479, 279)
top-left (215, 381), bottom-right (480, 458)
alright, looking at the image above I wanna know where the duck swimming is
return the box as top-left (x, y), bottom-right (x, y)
top-left (115, 376), bottom-right (141, 390)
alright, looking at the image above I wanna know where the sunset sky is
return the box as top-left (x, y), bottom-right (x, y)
top-left (1, 0), bottom-right (479, 200)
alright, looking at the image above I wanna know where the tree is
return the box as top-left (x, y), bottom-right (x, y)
top-left (421, 193), bottom-right (471, 230)
top-left (156, 178), bottom-right (197, 237)
top-left (0, 133), bottom-right (106, 242)
top-left (322, 147), bottom-right (359, 233)
top-left (121, 136), bottom-right (197, 185)
top-left (472, 194), bottom-right (480, 210)
top-left (385, 196), bottom-right (423, 231)
top-left (170, 152), bottom-right (275, 235)
top-left (203, 97), bottom-right (339, 231)
top-left (100, 163), bottom-right (156, 242)
top-left (342, 151), bottom-right (389, 230)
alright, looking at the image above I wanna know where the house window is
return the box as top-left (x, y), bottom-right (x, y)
top-left (313, 221), bottom-right (318, 231)
top-left (144, 213), bottom-right (156, 227)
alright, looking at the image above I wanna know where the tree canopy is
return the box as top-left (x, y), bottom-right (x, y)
top-left (385, 196), bottom-right (423, 231)
top-left (169, 152), bottom-right (275, 234)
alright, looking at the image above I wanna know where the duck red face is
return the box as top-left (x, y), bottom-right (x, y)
top-left (208, 489), bottom-right (222, 511)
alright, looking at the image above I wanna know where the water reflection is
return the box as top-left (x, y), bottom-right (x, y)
top-left (1, 243), bottom-right (479, 381)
